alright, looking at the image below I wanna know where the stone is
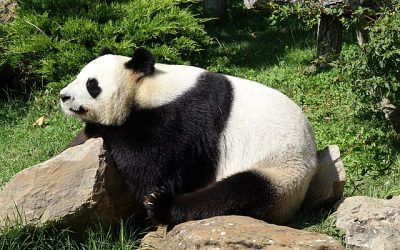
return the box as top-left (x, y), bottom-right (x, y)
top-left (334, 196), bottom-right (400, 250)
top-left (0, 0), bottom-right (17, 24)
top-left (141, 215), bottom-right (343, 249)
top-left (0, 138), bottom-right (140, 230)
top-left (303, 145), bottom-right (346, 210)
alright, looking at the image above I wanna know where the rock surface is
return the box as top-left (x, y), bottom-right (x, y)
top-left (0, 138), bottom-right (139, 229)
top-left (141, 215), bottom-right (343, 249)
top-left (303, 145), bottom-right (346, 210)
top-left (335, 196), bottom-right (400, 250)
top-left (0, 0), bottom-right (17, 24)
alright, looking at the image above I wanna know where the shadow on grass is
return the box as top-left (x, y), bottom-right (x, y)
top-left (199, 3), bottom-right (315, 70)
top-left (289, 208), bottom-right (345, 243)
top-left (0, 98), bottom-right (31, 127)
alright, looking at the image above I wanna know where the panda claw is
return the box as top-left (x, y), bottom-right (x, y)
top-left (144, 188), bottom-right (174, 225)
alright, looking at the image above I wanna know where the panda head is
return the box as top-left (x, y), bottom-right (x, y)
top-left (60, 47), bottom-right (155, 125)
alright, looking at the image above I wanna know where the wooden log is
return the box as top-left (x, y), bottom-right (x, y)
top-left (203, 0), bottom-right (227, 18)
top-left (316, 13), bottom-right (343, 63)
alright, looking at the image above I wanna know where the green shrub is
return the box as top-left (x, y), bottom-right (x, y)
top-left (365, 5), bottom-right (400, 82)
top-left (0, 0), bottom-right (212, 96)
top-left (337, 2), bottom-right (400, 103)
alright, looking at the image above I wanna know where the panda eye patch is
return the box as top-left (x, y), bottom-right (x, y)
top-left (86, 78), bottom-right (102, 98)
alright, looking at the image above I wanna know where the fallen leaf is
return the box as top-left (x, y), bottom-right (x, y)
top-left (33, 116), bottom-right (46, 127)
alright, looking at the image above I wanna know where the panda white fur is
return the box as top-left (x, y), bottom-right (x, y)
top-left (60, 47), bottom-right (317, 225)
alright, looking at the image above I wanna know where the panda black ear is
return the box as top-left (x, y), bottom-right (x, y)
top-left (98, 47), bottom-right (113, 57)
top-left (125, 47), bottom-right (155, 76)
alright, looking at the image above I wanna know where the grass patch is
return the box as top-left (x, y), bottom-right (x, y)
top-left (0, 219), bottom-right (141, 249)
top-left (0, 88), bottom-right (82, 187)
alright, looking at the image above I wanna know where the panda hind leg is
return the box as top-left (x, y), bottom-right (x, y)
top-left (144, 170), bottom-right (280, 226)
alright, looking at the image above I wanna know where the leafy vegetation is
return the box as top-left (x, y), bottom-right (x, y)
top-left (262, 0), bottom-right (400, 103)
top-left (0, 0), bottom-right (212, 95)
top-left (338, 2), bottom-right (400, 104)
top-left (0, 0), bottom-right (399, 248)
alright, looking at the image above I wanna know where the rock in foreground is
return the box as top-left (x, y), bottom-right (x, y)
top-left (142, 215), bottom-right (343, 249)
top-left (335, 196), bottom-right (400, 250)
top-left (0, 138), bottom-right (139, 230)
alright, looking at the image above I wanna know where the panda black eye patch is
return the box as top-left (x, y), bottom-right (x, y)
top-left (86, 78), bottom-right (102, 98)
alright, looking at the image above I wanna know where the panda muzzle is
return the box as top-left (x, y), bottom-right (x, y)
top-left (70, 106), bottom-right (88, 115)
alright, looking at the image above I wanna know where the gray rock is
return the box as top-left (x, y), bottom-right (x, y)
top-left (334, 196), bottom-right (400, 250)
top-left (0, 0), bottom-right (17, 24)
top-left (142, 215), bottom-right (343, 249)
top-left (0, 138), bottom-right (140, 230)
top-left (303, 145), bottom-right (346, 210)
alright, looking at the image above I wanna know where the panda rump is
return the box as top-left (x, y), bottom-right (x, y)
top-left (60, 47), bottom-right (318, 225)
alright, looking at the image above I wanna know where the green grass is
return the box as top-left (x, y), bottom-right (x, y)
top-left (0, 88), bottom-right (82, 187)
top-left (0, 219), bottom-right (141, 249)
top-left (1, 1), bottom-right (399, 248)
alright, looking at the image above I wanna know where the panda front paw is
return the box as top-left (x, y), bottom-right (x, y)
top-left (144, 188), bottom-right (174, 225)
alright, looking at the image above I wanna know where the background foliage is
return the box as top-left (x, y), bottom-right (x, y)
top-left (0, 0), bottom-right (212, 95)
top-left (338, 2), bottom-right (400, 103)
top-left (266, 0), bottom-right (400, 103)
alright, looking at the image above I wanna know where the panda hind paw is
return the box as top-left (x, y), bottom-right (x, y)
top-left (144, 188), bottom-right (174, 225)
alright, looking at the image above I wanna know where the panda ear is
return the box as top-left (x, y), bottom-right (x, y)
top-left (125, 47), bottom-right (155, 76)
top-left (98, 47), bottom-right (113, 57)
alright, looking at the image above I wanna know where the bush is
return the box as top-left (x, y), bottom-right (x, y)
top-left (337, 2), bottom-right (400, 104)
top-left (0, 0), bottom-right (212, 96)
top-left (365, 5), bottom-right (400, 83)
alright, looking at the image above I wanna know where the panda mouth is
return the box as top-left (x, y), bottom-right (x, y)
top-left (69, 106), bottom-right (87, 115)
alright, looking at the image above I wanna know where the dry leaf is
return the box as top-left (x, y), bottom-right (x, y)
top-left (33, 116), bottom-right (46, 127)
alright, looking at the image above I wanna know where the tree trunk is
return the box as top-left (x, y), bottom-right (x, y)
top-left (244, 0), bottom-right (269, 9)
top-left (355, 14), bottom-right (369, 46)
top-left (356, 28), bottom-right (369, 46)
top-left (316, 14), bottom-right (343, 64)
top-left (203, 0), bottom-right (227, 18)
top-left (379, 98), bottom-right (400, 136)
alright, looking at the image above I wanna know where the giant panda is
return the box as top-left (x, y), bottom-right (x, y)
top-left (60, 47), bottom-right (317, 226)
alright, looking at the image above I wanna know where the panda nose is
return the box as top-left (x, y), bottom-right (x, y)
top-left (60, 94), bottom-right (71, 102)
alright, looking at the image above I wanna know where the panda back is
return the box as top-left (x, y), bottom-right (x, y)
top-left (137, 64), bottom-right (316, 181)
top-left (217, 75), bottom-right (317, 180)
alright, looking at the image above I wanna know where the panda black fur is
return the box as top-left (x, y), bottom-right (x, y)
top-left (60, 47), bottom-right (317, 225)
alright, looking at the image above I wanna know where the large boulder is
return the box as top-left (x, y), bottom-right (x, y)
top-left (141, 215), bottom-right (343, 249)
top-left (335, 196), bottom-right (400, 250)
top-left (0, 138), bottom-right (140, 230)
